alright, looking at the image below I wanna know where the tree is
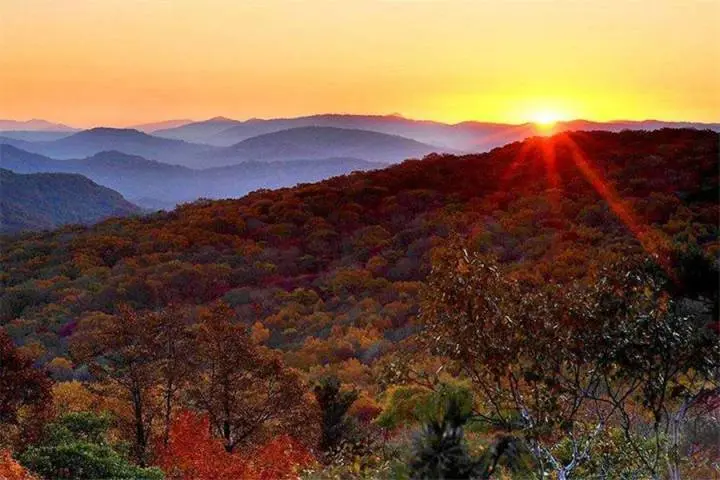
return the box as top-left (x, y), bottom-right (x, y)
top-left (18, 412), bottom-right (163, 479)
top-left (0, 450), bottom-right (38, 480)
top-left (313, 375), bottom-right (358, 462)
top-left (594, 256), bottom-right (720, 479)
top-left (71, 306), bottom-right (162, 465)
top-left (421, 242), bottom-right (720, 479)
top-left (154, 410), bottom-right (253, 479)
top-left (0, 328), bottom-right (52, 450)
top-left (155, 410), bottom-right (316, 480)
top-left (154, 305), bottom-right (195, 446)
top-left (189, 302), bottom-right (311, 452)
top-left (409, 386), bottom-right (520, 480)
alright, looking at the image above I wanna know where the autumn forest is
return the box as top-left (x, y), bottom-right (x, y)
top-left (1, 127), bottom-right (718, 478)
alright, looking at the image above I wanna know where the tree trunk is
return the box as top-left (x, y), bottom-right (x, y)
top-left (132, 386), bottom-right (148, 466)
top-left (163, 376), bottom-right (173, 446)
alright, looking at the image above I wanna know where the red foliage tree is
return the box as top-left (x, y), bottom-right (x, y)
top-left (155, 410), bottom-right (252, 479)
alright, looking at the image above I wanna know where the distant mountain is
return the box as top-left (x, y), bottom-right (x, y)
top-left (1, 125), bottom-right (440, 169)
top-left (153, 117), bottom-right (243, 143)
top-left (0, 130), bottom-right (75, 142)
top-left (0, 119), bottom-right (77, 132)
top-left (554, 119), bottom-right (720, 133)
top-left (0, 145), bottom-right (385, 208)
top-left (0, 168), bottom-right (139, 233)
top-left (131, 119), bottom-right (194, 133)
top-left (211, 126), bottom-right (443, 165)
top-left (154, 113), bottom-right (720, 152)
top-left (1, 127), bottom-right (218, 165)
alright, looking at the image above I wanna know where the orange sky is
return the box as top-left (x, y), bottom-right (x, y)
top-left (1, 0), bottom-right (718, 127)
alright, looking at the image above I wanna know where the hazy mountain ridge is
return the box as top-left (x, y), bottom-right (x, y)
top-left (212, 126), bottom-right (443, 164)
top-left (153, 116), bottom-right (243, 142)
top-left (9, 127), bottom-right (216, 165)
top-left (0, 119), bottom-right (77, 132)
top-left (0, 125), bottom-right (439, 169)
top-left (130, 119), bottom-right (194, 133)
top-left (1, 145), bottom-right (385, 208)
top-left (0, 168), bottom-right (140, 233)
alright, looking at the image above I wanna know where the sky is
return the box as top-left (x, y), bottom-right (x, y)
top-left (1, 0), bottom-right (718, 127)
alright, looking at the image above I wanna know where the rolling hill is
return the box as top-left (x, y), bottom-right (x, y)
top-left (0, 168), bottom-right (140, 233)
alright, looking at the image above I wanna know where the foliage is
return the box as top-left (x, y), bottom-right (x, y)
top-left (1, 130), bottom-right (718, 477)
top-left (155, 410), bottom-right (315, 479)
top-left (189, 302), bottom-right (313, 452)
top-left (0, 450), bottom-right (38, 480)
top-left (0, 328), bottom-right (52, 450)
top-left (421, 240), bottom-right (720, 479)
top-left (409, 387), bottom-right (520, 480)
top-left (18, 412), bottom-right (164, 479)
top-left (70, 305), bottom-right (163, 465)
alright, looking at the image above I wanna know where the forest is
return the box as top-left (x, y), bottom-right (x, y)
top-left (1, 128), bottom-right (718, 479)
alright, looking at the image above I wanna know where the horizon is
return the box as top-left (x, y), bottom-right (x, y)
top-left (2, 0), bottom-right (718, 127)
top-left (3, 112), bottom-right (720, 132)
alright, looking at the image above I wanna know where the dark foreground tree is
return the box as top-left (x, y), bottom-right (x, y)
top-left (314, 375), bottom-right (359, 462)
top-left (421, 242), bottom-right (720, 479)
top-left (189, 302), bottom-right (311, 452)
top-left (410, 385), bottom-right (521, 479)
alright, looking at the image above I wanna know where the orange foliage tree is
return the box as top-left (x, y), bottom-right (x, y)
top-left (155, 410), bottom-right (315, 480)
top-left (0, 450), bottom-right (38, 480)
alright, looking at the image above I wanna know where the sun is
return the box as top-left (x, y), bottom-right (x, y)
top-left (531, 110), bottom-right (561, 131)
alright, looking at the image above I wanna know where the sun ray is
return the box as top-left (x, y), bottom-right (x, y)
top-left (558, 134), bottom-right (673, 275)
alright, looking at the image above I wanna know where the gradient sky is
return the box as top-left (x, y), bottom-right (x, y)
top-left (1, 0), bottom-right (718, 127)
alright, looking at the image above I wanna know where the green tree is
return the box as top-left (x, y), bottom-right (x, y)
top-left (409, 386), bottom-right (520, 480)
top-left (18, 412), bottom-right (163, 480)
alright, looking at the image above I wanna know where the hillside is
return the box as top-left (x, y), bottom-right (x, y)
top-left (213, 126), bottom-right (442, 164)
top-left (1, 145), bottom-right (385, 207)
top-left (0, 168), bottom-right (140, 233)
top-left (1, 128), bottom-right (717, 375)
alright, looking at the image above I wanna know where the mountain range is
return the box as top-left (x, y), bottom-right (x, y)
top-left (1, 145), bottom-right (385, 209)
top-left (3, 114), bottom-right (719, 226)
top-left (4, 114), bottom-right (718, 154)
top-left (0, 125), bottom-right (440, 168)
top-left (152, 114), bottom-right (720, 150)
